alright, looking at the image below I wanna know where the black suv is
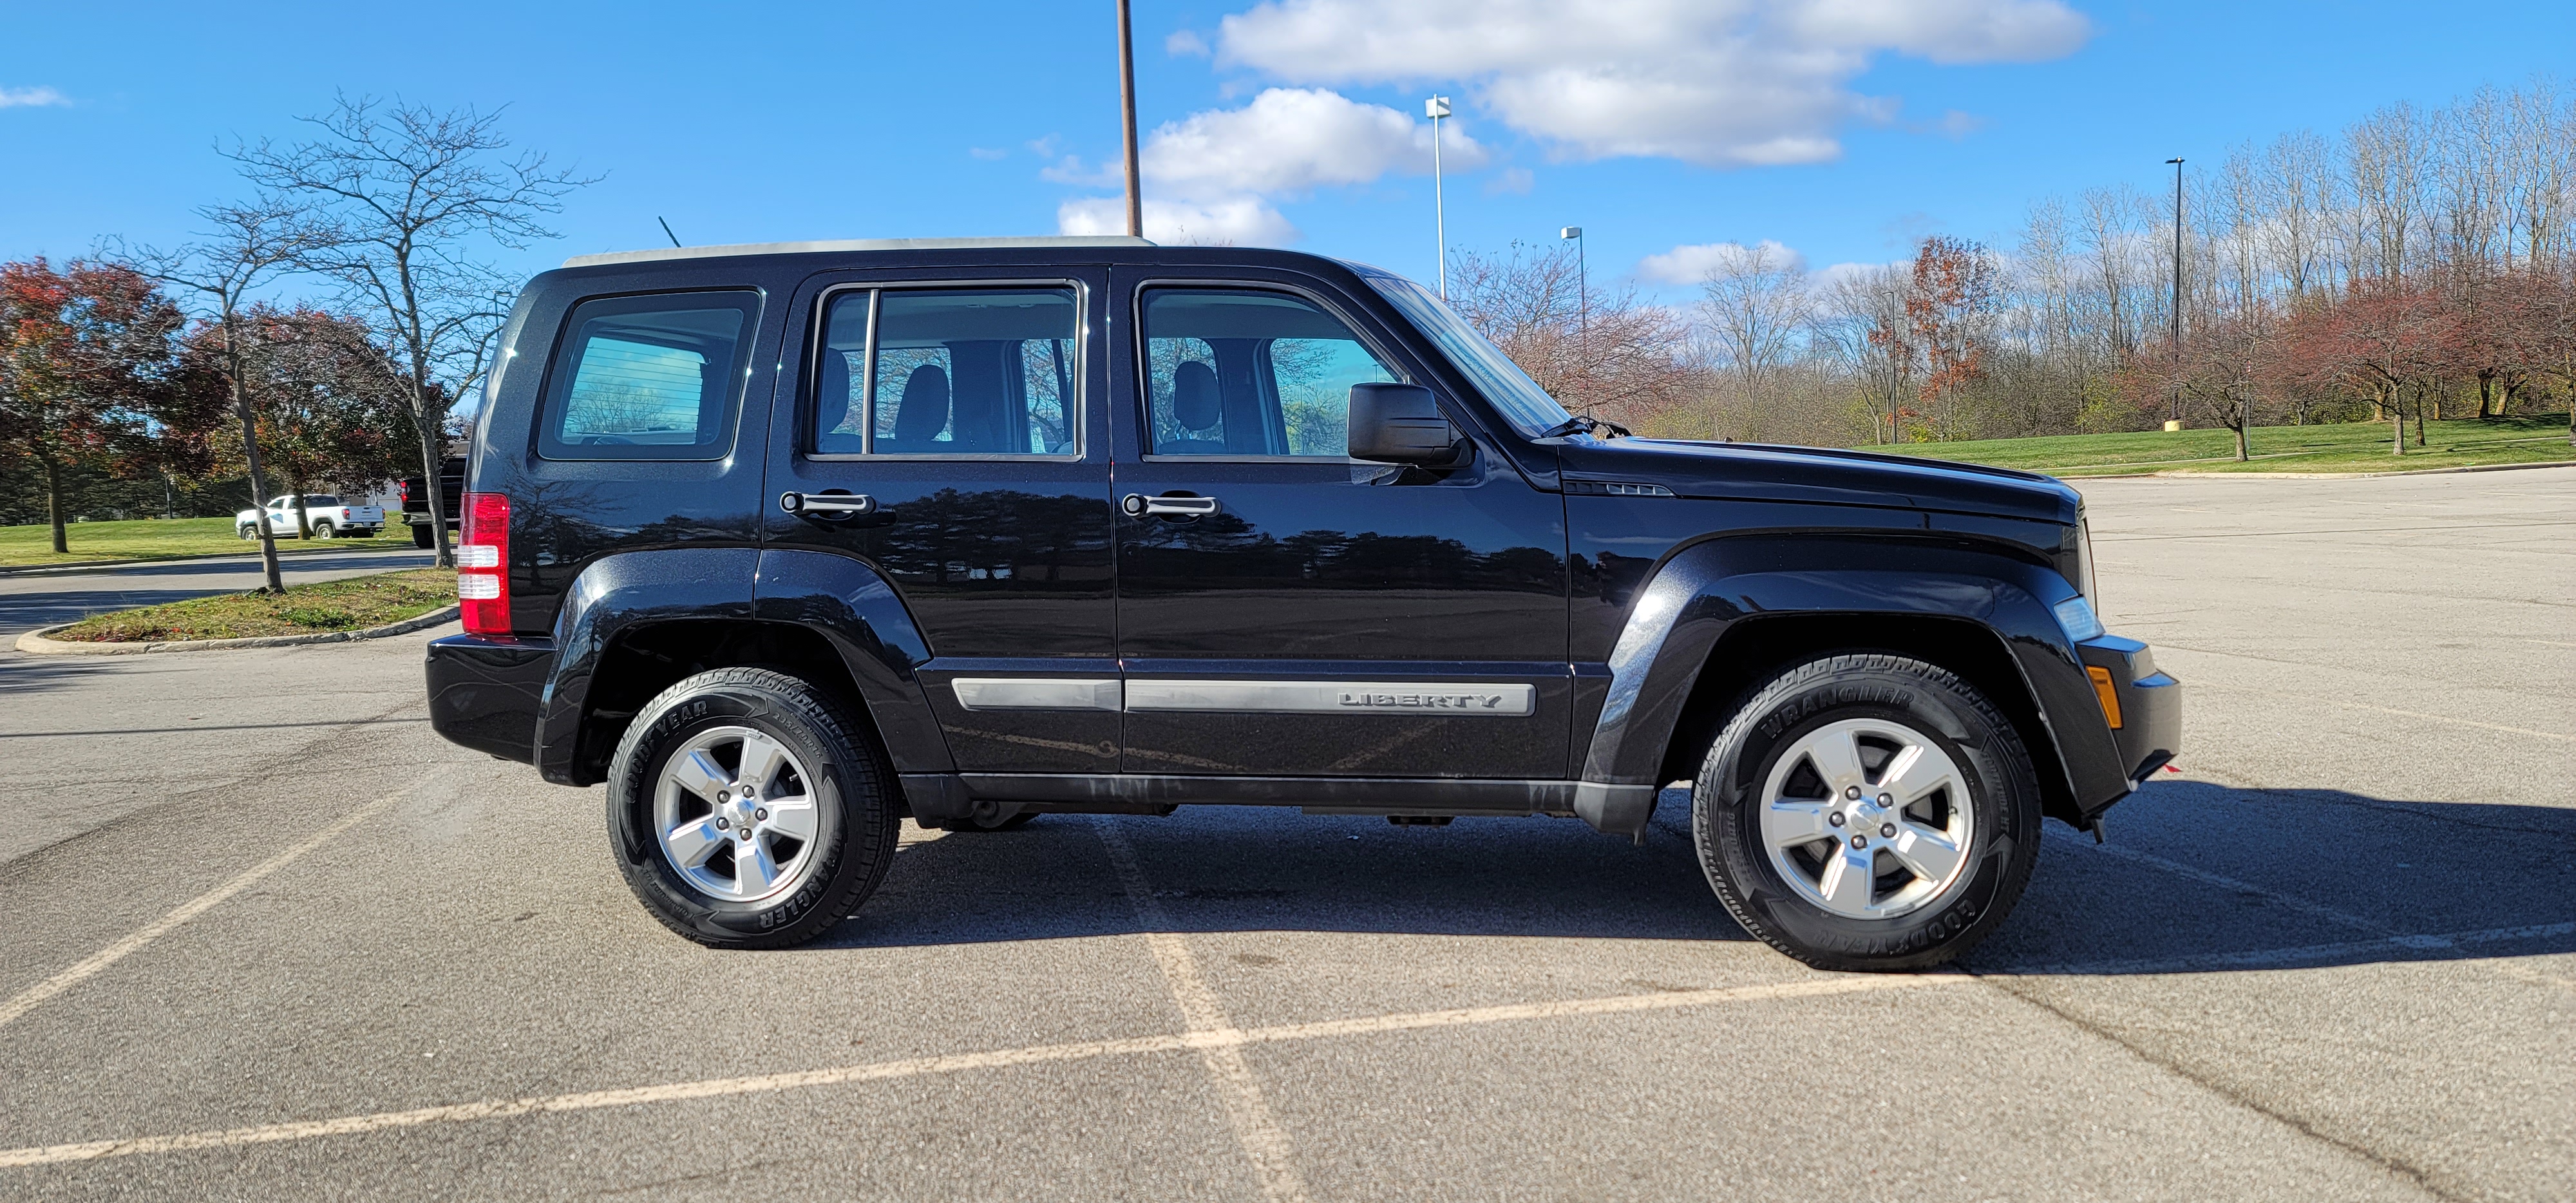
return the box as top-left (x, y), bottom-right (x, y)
top-left (425, 236), bottom-right (2178, 970)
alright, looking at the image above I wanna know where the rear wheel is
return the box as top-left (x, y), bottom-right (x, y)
top-left (312, 520), bottom-right (336, 539)
top-left (238, 524), bottom-right (258, 540)
top-left (410, 522), bottom-right (435, 548)
top-left (607, 667), bottom-right (899, 949)
top-left (1692, 654), bottom-right (2041, 972)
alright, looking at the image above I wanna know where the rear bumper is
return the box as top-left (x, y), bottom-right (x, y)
top-left (2076, 634), bottom-right (2183, 798)
top-left (425, 634), bottom-right (555, 764)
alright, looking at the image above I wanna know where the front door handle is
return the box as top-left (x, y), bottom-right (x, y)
top-left (781, 490), bottom-right (877, 519)
top-left (1122, 493), bottom-right (1219, 518)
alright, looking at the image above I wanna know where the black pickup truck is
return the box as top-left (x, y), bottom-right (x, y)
top-left (423, 236), bottom-right (2179, 970)
top-left (399, 457), bottom-right (466, 549)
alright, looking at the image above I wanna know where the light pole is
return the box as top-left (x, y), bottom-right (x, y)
top-left (1560, 226), bottom-right (1586, 335)
top-left (1118, 0), bottom-right (1142, 238)
top-left (1427, 95), bottom-right (1451, 298)
top-left (2166, 156), bottom-right (2184, 423)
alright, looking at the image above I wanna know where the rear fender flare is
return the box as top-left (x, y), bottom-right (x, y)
top-left (750, 548), bottom-right (951, 775)
top-left (538, 548), bottom-right (758, 785)
top-left (537, 548), bottom-right (953, 785)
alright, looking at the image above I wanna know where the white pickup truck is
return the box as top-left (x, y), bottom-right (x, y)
top-left (234, 494), bottom-right (385, 540)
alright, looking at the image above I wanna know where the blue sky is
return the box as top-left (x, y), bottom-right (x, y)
top-left (5, 1), bottom-right (2573, 305)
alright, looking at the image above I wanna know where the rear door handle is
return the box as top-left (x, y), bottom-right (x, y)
top-left (781, 491), bottom-right (877, 518)
top-left (1122, 493), bottom-right (1218, 518)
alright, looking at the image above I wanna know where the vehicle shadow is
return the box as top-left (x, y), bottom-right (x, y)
top-left (815, 780), bottom-right (2576, 976)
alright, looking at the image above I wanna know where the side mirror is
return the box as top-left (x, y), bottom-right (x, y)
top-left (1348, 382), bottom-right (1464, 466)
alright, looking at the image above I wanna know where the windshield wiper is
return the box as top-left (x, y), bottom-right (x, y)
top-left (1535, 413), bottom-right (1631, 440)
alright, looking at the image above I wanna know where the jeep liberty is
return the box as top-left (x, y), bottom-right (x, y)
top-left (424, 236), bottom-right (2180, 971)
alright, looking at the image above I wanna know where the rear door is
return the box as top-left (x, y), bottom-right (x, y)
top-left (1106, 268), bottom-right (1571, 779)
top-left (764, 267), bottom-right (1121, 774)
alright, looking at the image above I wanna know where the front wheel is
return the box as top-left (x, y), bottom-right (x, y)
top-left (1692, 654), bottom-right (2041, 972)
top-left (607, 667), bottom-right (900, 949)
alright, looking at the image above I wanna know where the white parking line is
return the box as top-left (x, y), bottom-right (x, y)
top-left (0, 973), bottom-right (1964, 1170)
top-left (1093, 817), bottom-right (1314, 1203)
top-left (0, 783), bottom-right (417, 1032)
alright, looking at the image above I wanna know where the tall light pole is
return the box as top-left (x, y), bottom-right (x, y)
top-left (2166, 156), bottom-right (2184, 422)
top-left (1560, 226), bottom-right (1586, 335)
top-left (1427, 95), bottom-right (1451, 298)
top-left (1118, 0), bottom-right (1142, 238)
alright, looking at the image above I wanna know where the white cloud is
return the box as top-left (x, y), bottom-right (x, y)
top-left (0, 86), bottom-right (69, 109)
top-left (1167, 29), bottom-right (1212, 57)
top-left (968, 146), bottom-right (1009, 160)
top-left (1639, 240), bottom-right (1807, 285)
top-left (1058, 196), bottom-right (1301, 247)
top-left (1484, 166), bottom-right (1533, 196)
top-left (1214, 0), bottom-right (2086, 167)
top-left (1142, 87), bottom-right (1486, 200)
top-left (1056, 87), bottom-right (1486, 245)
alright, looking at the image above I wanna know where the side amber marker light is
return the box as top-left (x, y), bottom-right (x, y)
top-left (2085, 665), bottom-right (2123, 729)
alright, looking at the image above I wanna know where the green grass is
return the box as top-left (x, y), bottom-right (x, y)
top-left (44, 567), bottom-right (457, 643)
top-left (0, 515), bottom-right (421, 569)
top-left (1862, 413), bottom-right (2574, 477)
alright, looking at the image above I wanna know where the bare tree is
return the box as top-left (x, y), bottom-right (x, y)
top-left (1694, 242), bottom-right (1814, 405)
top-left (1813, 266), bottom-right (1915, 443)
top-left (121, 201), bottom-right (330, 593)
top-left (236, 95), bottom-right (591, 567)
top-left (1448, 240), bottom-right (1693, 428)
top-left (2261, 130), bottom-right (2334, 297)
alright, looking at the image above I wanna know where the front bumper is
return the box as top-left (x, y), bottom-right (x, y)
top-left (2076, 634), bottom-right (2183, 790)
top-left (425, 634), bottom-right (555, 764)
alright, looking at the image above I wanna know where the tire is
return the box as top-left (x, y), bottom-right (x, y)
top-left (312, 520), bottom-right (335, 540)
top-left (607, 667), bottom-right (900, 949)
top-left (410, 523), bottom-right (435, 549)
top-left (1691, 654), bottom-right (2041, 972)
top-left (238, 524), bottom-right (257, 540)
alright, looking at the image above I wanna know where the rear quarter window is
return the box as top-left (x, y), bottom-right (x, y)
top-left (536, 292), bottom-right (761, 460)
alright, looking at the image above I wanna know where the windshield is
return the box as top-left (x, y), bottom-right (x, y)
top-left (1362, 272), bottom-right (1571, 437)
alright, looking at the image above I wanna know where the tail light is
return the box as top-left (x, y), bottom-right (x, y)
top-left (458, 491), bottom-right (511, 636)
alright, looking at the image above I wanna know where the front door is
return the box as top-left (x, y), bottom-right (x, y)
top-left (1109, 276), bottom-right (1569, 779)
top-left (766, 270), bottom-right (1121, 773)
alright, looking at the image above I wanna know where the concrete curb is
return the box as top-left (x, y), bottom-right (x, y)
top-left (2072, 458), bottom-right (2576, 482)
top-left (13, 606), bottom-right (460, 656)
top-left (0, 543), bottom-right (425, 578)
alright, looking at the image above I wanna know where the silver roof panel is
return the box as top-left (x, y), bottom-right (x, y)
top-left (563, 235), bottom-right (1156, 269)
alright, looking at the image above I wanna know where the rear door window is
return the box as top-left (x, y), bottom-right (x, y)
top-left (537, 292), bottom-right (759, 460)
top-left (813, 287), bottom-right (1079, 457)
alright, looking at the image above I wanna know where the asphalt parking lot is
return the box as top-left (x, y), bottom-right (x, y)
top-left (1, 467), bottom-right (2568, 1202)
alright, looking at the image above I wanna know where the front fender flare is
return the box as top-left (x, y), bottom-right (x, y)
top-left (1578, 535), bottom-right (2123, 820)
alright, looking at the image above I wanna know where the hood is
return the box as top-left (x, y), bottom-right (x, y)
top-left (1551, 437), bottom-right (2082, 526)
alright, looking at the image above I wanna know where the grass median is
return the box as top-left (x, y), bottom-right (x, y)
top-left (1863, 413), bottom-right (2573, 477)
top-left (43, 567), bottom-right (458, 643)
top-left (0, 516), bottom-right (424, 569)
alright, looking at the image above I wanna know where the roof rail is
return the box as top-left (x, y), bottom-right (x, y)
top-left (562, 235), bottom-right (1156, 269)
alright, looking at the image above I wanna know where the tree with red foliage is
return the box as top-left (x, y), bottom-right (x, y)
top-left (2271, 281), bottom-right (2455, 455)
top-left (0, 258), bottom-right (184, 553)
top-left (1906, 236), bottom-right (2000, 439)
top-left (181, 304), bottom-right (415, 538)
top-left (2486, 261), bottom-right (2576, 445)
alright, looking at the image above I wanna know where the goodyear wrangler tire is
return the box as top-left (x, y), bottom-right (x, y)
top-left (607, 667), bottom-right (899, 949)
top-left (1692, 654), bottom-right (2041, 972)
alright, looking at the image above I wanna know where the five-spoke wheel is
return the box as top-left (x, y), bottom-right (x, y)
top-left (1693, 654), bottom-right (2041, 972)
top-left (655, 726), bottom-right (824, 902)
